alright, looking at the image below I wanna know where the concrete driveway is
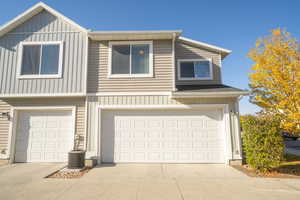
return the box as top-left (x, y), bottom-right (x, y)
top-left (0, 163), bottom-right (300, 200)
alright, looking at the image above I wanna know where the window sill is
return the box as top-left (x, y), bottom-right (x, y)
top-left (108, 74), bottom-right (154, 78)
top-left (178, 77), bottom-right (213, 81)
top-left (17, 75), bottom-right (62, 79)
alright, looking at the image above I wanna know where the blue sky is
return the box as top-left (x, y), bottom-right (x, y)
top-left (0, 0), bottom-right (299, 114)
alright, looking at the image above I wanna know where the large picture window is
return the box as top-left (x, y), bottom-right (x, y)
top-left (109, 41), bottom-right (153, 77)
top-left (178, 59), bottom-right (213, 80)
top-left (18, 41), bottom-right (63, 78)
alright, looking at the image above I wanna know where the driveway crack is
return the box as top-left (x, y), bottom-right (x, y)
top-left (173, 178), bottom-right (185, 200)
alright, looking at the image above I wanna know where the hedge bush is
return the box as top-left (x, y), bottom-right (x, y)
top-left (242, 115), bottom-right (284, 173)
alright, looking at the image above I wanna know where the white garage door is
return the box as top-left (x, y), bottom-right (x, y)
top-left (101, 109), bottom-right (225, 163)
top-left (15, 110), bottom-right (74, 162)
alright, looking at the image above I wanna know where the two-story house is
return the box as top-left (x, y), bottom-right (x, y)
top-left (0, 2), bottom-right (248, 165)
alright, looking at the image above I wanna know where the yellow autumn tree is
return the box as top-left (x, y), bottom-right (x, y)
top-left (248, 28), bottom-right (300, 134)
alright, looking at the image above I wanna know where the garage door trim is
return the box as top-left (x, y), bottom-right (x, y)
top-left (8, 106), bottom-right (76, 163)
top-left (96, 104), bottom-right (233, 164)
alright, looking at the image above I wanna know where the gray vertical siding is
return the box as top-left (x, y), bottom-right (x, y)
top-left (0, 10), bottom-right (87, 95)
top-left (0, 100), bottom-right (10, 156)
top-left (175, 41), bottom-right (222, 85)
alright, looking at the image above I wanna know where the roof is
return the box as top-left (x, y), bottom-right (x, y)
top-left (88, 30), bottom-right (182, 40)
top-left (0, 2), bottom-right (88, 37)
top-left (172, 84), bottom-right (249, 98)
top-left (178, 37), bottom-right (232, 59)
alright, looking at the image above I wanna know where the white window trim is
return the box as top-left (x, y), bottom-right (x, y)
top-left (177, 58), bottom-right (213, 81)
top-left (17, 41), bottom-right (64, 79)
top-left (108, 41), bottom-right (153, 78)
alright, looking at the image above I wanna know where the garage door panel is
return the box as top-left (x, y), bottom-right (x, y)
top-left (102, 109), bottom-right (225, 163)
top-left (15, 111), bottom-right (73, 163)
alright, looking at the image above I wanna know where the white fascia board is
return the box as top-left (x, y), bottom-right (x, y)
top-left (88, 30), bottom-right (182, 40)
top-left (0, 2), bottom-right (87, 38)
top-left (0, 93), bottom-right (85, 98)
top-left (179, 36), bottom-right (232, 59)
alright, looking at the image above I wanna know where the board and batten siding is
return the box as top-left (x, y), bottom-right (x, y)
top-left (175, 41), bottom-right (222, 85)
top-left (86, 95), bottom-right (241, 160)
top-left (87, 40), bottom-right (173, 93)
top-left (0, 98), bottom-right (86, 158)
top-left (0, 100), bottom-right (10, 157)
top-left (0, 10), bottom-right (87, 95)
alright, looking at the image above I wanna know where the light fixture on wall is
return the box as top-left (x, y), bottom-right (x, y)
top-left (0, 112), bottom-right (10, 120)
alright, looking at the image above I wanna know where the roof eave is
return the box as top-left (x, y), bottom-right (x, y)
top-left (88, 30), bottom-right (182, 40)
top-left (171, 91), bottom-right (249, 98)
top-left (178, 36), bottom-right (232, 59)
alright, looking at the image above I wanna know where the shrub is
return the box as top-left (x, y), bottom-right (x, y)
top-left (242, 114), bottom-right (284, 173)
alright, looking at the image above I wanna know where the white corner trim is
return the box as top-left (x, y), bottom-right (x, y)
top-left (84, 34), bottom-right (89, 94)
top-left (172, 33), bottom-right (176, 91)
top-left (7, 106), bottom-right (76, 163)
top-left (0, 93), bottom-right (85, 98)
top-left (177, 58), bottom-right (213, 81)
top-left (16, 41), bottom-right (64, 79)
top-left (179, 36), bottom-right (232, 54)
top-left (87, 92), bottom-right (172, 96)
top-left (95, 104), bottom-right (233, 164)
top-left (0, 2), bottom-right (87, 38)
top-left (107, 41), bottom-right (153, 78)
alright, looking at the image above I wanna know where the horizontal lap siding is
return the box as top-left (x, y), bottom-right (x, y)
top-left (0, 100), bottom-right (10, 154)
top-left (87, 40), bottom-right (173, 92)
top-left (0, 10), bottom-right (87, 95)
top-left (1, 98), bottom-right (86, 151)
top-left (175, 41), bottom-right (222, 85)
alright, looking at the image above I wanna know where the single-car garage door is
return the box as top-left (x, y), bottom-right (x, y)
top-left (101, 109), bottom-right (225, 163)
top-left (14, 110), bottom-right (74, 162)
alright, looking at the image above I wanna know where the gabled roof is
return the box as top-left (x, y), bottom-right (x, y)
top-left (178, 36), bottom-right (232, 59)
top-left (0, 2), bottom-right (88, 37)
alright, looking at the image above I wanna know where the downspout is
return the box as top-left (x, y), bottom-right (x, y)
top-left (84, 32), bottom-right (90, 151)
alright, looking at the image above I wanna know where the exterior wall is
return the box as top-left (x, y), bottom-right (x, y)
top-left (86, 95), bottom-right (242, 160)
top-left (0, 100), bottom-right (10, 158)
top-left (0, 97), bottom-right (86, 159)
top-left (87, 40), bottom-right (173, 92)
top-left (0, 10), bottom-right (87, 95)
top-left (175, 41), bottom-right (222, 85)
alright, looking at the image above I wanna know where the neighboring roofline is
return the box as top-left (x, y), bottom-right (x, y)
top-left (178, 36), bottom-right (232, 59)
top-left (0, 2), bottom-right (88, 37)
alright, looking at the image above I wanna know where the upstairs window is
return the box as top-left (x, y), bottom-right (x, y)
top-left (18, 41), bottom-right (63, 78)
top-left (109, 41), bottom-right (153, 77)
top-left (178, 59), bottom-right (213, 80)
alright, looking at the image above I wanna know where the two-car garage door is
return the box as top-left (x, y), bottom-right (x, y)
top-left (101, 109), bottom-right (225, 163)
top-left (14, 111), bottom-right (73, 162)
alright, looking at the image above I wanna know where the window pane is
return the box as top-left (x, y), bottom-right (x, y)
top-left (131, 44), bottom-right (149, 74)
top-left (40, 45), bottom-right (60, 75)
top-left (112, 45), bottom-right (130, 74)
top-left (194, 61), bottom-right (210, 78)
top-left (21, 45), bottom-right (41, 75)
top-left (180, 62), bottom-right (194, 78)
